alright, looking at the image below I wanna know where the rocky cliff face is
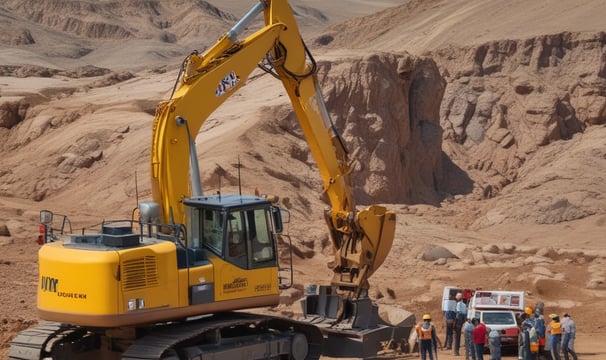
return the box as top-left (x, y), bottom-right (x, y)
top-left (322, 53), bottom-right (446, 205)
top-left (308, 32), bottom-right (606, 207)
top-left (274, 52), bottom-right (446, 205)
top-left (432, 31), bottom-right (606, 198)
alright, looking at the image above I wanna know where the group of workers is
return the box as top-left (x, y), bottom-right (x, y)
top-left (415, 312), bottom-right (497, 360)
top-left (417, 291), bottom-right (489, 360)
top-left (518, 304), bottom-right (578, 360)
top-left (416, 299), bottom-right (579, 360)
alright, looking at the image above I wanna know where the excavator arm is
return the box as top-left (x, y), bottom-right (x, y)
top-left (150, 0), bottom-right (395, 298)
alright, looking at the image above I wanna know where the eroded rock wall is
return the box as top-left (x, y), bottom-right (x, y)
top-left (432, 32), bottom-right (606, 197)
top-left (281, 52), bottom-right (446, 205)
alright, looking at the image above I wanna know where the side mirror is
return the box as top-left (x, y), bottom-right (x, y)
top-left (40, 210), bottom-right (53, 226)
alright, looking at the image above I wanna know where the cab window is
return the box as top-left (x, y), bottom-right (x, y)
top-left (200, 208), bottom-right (224, 256)
top-left (244, 208), bottom-right (274, 263)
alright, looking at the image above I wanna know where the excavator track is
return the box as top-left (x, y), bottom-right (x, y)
top-left (9, 313), bottom-right (323, 360)
top-left (123, 312), bottom-right (324, 359)
top-left (8, 322), bottom-right (74, 359)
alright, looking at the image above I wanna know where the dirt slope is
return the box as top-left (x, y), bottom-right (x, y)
top-left (313, 0), bottom-right (606, 53)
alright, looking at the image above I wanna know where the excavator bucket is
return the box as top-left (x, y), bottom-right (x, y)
top-left (300, 285), bottom-right (415, 358)
top-left (357, 205), bottom-right (396, 278)
top-left (329, 205), bottom-right (397, 293)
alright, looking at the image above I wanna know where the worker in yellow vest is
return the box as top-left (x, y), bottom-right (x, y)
top-left (416, 313), bottom-right (440, 360)
top-left (548, 313), bottom-right (562, 360)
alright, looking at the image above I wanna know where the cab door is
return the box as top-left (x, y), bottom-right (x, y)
top-left (213, 207), bottom-right (279, 301)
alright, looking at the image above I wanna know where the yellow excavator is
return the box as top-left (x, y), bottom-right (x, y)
top-left (10, 1), bottom-right (411, 359)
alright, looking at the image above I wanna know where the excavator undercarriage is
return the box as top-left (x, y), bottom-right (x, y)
top-left (10, 313), bottom-right (323, 360)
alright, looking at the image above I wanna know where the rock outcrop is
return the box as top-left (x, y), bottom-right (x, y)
top-left (323, 53), bottom-right (446, 204)
top-left (432, 32), bottom-right (606, 198)
top-left (275, 52), bottom-right (446, 205)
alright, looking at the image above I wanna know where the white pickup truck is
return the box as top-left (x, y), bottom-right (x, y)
top-left (442, 287), bottom-right (525, 351)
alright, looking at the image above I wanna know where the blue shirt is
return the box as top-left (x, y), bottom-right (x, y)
top-left (456, 301), bottom-right (467, 317)
top-left (444, 299), bottom-right (456, 312)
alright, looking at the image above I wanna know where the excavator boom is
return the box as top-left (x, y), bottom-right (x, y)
top-left (151, 0), bottom-right (396, 296)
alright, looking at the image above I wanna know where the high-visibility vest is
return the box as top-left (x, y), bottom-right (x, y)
top-left (417, 323), bottom-right (434, 340)
top-left (551, 322), bottom-right (562, 335)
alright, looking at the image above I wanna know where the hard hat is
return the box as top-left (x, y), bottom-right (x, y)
top-left (549, 313), bottom-right (559, 319)
top-left (525, 306), bottom-right (533, 315)
top-left (423, 313), bottom-right (431, 320)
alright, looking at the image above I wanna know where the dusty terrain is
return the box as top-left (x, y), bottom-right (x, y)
top-left (1, 0), bottom-right (605, 359)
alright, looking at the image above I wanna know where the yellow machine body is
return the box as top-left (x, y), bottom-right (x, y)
top-left (38, 234), bottom-right (278, 328)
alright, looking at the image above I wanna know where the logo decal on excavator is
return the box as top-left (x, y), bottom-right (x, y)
top-left (215, 71), bottom-right (240, 96)
top-left (57, 292), bottom-right (87, 299)
top-left (40, 275), bottom-right (87, 299)
top-left (223, 277), bottom-right (248, 293)
top-left (41, 276), bottom-right (59, 292)
top-left (254, 283), bottom-right (272, 292)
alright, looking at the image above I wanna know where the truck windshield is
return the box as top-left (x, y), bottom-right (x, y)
top-left (483, 312), bottom-right (516, 325)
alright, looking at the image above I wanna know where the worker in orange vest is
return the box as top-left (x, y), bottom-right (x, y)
top-left (548, 313), bottom-right (562, 360)
top-left (416, 313), bottom-right (440, 360)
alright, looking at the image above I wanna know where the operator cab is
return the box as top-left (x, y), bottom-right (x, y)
top-left (183, 193), bottom-right (284, 270)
